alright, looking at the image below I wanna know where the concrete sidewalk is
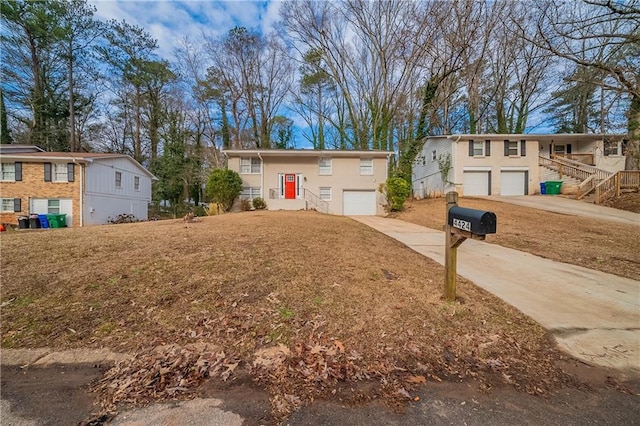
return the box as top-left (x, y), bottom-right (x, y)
top-left (482, 195), bottom-right (640, 225)
top-left (352, 216), bottom-right (640, 377)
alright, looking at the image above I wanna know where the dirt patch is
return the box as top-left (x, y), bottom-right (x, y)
top-left (0, 211), bottom-right (594, 421)
top-left (395, 198), bottom-right (640, 280)
top-left (601, 192), bottom-right (640, 213)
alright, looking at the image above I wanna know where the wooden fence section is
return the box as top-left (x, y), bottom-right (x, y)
top-left (619, 171), bottom-right (640, 190)
top-left (552, 153), bottom-right (595, 165)
top-left (594, 174), bottom-right (618, 204)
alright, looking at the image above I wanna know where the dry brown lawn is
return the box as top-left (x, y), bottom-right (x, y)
top-left (1, 211), bottom-right (579, 419)
top-left (395, 198), bottom-right (640, 281)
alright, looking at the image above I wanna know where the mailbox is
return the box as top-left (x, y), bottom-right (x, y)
top-left (448, 206), bottom-right (496, 236)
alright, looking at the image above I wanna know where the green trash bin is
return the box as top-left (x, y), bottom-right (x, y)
top-left (57, 214), bottom-right (67, 227)
top-left (545, 181), bottom-right (563, 195)
top-left (46, 214), bottom-right (60, 228)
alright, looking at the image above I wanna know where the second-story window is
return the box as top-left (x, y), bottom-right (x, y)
top-left (134, 176), bottom-right (140, 191)
top-left (318, 157), bottom-right (332, 175)
top-left (115, 171), bottom-right (122, 188)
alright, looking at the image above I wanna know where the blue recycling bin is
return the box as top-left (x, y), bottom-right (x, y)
top-left (540, 182), bottom-right (546, 195)
top-left (38, 214), bottom-right (50, 229)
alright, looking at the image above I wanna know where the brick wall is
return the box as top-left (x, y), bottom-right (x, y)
top-left (0, 161), bottom-right (81, 227)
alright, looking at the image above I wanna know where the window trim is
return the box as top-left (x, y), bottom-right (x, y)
top-left (240, 157), bottom-right (261, 174)
top-left (134, 176), bottom-right (140, 191)
top-left (359, 158), bottom-right (373, 175)
top-left (431, 150), bottom-right (437, 162)
top-left (47, 199), bottom-right (61, 214)
top-left (115, 171), bottom-right (122, 188)
top-left (318, 157), bottom-right (332, 175)
top-left (506, 140), bottom-right (520, 157)
top-left (1, 163), bottom-right (19, 182)
top-left (1, 198), bottom-right (16, 212)
top-left (319, 187), bottom-right (332, 201)
top-left (53, 163), bottom-right (68, 182)
top-left (473, 141), bottom-right (485, 157)
top-left (240, 186), bottom-right (262, 200)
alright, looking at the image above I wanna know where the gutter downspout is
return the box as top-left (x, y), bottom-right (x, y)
top-left (257, 152), bottom-right (264, 200)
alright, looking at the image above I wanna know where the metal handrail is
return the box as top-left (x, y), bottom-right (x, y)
top-left (304, 189), bottom-right (329, 214)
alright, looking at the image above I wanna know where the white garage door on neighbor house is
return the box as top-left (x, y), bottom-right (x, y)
top-left (30, 198), bottom-right (73, 227)
top-left (343, 190), bottom-right (376, 215)
top-left (500, 170), bottom-right (528, 196)
top-left (463, 171), bottom-right (490, 196)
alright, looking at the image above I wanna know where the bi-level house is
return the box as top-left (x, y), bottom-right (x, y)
top-left (0, 146), bottom-right (155, 227)
top-left (224, 149), bottom-right (393, 215)
top-left (412, 134), bottom-right (626, 198)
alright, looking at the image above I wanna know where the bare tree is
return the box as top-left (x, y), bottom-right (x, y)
top-left (523, 0), bottom-right (640, 167)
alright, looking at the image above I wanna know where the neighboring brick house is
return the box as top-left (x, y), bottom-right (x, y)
top-left (0, 149), bottom-right (155, 227)
top-left (224, 149), bottom-right (393, 215)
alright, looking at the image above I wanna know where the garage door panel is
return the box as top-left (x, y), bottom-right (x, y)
top-left (343, 190), bottom-right (376, 215)
top-left (463, 172), bottom-right (490, 196)
top-left (500, 171), bottom-right (526, 196)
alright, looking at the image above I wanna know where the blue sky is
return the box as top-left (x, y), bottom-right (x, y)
top-left (90, 0), bottom-right (281, 59)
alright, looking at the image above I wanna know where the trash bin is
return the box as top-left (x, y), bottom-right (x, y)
top-left (29, 214), bottom-right (41, 229)
top-left (18, 216), bottom-right (29, 229)
top-left (56, 214), bottom-right (67, 227)
top-left (545, 181), bottom-right (563, 195)
top-left (47, 214), bottom-right (60, 228)
top-left (38, 214), bottom-right (50, 229)
top-left (539, 182), bottom-right (546, 195)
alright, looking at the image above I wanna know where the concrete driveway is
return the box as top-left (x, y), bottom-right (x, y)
top-left (481, 195), bottom-right (640, 225)
top-left (352, 215), bottom-right (640, 377)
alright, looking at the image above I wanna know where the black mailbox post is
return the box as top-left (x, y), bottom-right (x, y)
top-left (448, 206), bottom-right (497, 236)
top-left (444, 192), bottom-right (497, 302)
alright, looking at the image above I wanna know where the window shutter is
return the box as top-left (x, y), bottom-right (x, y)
top-left (567, 144), bottom-right (572, 154)
top-left (524, 171), bottom-right (529, 195)
top-left (44, 162), bottom-right (52, 182)
top-left (485, 140), bottom-right (491, 157)
top-left (504, 141), bottom-right (509, 156)
top-left (468, 140), bottom-right (474, 157)
top-left (14, 198), bottom-right (21, 212)
top-left (15, 162), bottom-right (22, 181)
top-left (520, 140), bottom-right (526, 157)
top-left (67, 163), bottom-right (75, 182)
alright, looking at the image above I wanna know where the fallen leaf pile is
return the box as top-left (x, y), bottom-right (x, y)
top-left (92, 343), bottom-right (239, 414)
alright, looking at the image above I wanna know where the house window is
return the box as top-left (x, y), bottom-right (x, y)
top-left (554, 144), bottom-right (566, 155)
top-left (604, 140), bottom-right (621, 156)
top-left (507, 141), bottom-right (519, 156)
top-left (360, 158), bottom-right (373, 175)
top-left (1, 198), bottom-right (15, 212)
top-left (115, 171), bottom-right (122, 188)
top-left (318, 157), bottom-right (332, 175)
top-left (1, 163), bottom-right (15, 181)
top-left (431, 150), bottom-right (437, 161)
top-left (473, 141), bottom-right (485, 156)
top-left (240, 157), bottom-right (261, 174)
top-left (319, 187), bottom-right (332, 201)
top-left (53, 163), bottom-right (68, 182)
top-left (134, 176), bottom-right (140, 191)
top-left (469, 140), bottom-right (491, 157)
top-left (241, 187), bottom-right (261, 200)
top-left (48, 199), bottom-right (60, 214)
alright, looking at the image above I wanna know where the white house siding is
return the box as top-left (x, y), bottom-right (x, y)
top-left (83, 157), bottom-right (152, 224)
top-left (412, 137), bottom-right (454, 198)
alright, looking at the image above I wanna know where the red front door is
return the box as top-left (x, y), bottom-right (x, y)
top-left (284, 174), bottom-right (296, 199)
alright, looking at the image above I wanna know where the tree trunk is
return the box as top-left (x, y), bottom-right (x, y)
top-left (626, 92), bottom-right (640, 170)
top-left (68, 39), bottom-right (76, 152)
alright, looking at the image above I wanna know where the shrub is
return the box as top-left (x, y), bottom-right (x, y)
top-left (205, 169), bottom-right (242, 212)
top-left (252, 197), bottom-right (267, 210)
top-left (239, 199), bottom-right (252, 211)
top-left (385, 177), bottom-right (411, 211)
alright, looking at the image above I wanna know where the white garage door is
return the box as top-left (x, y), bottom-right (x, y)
top-left (501, 171), bottom-right (527, 196)
top-left (463, 172), bottom-right (490, 196)
top-left (343, 190), bottom-right (376, 215)
top-left (30, 198), bottom-right (73, 227)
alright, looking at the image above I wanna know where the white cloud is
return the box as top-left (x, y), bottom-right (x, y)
top-left (90, 0), bottom-right (276, 59)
